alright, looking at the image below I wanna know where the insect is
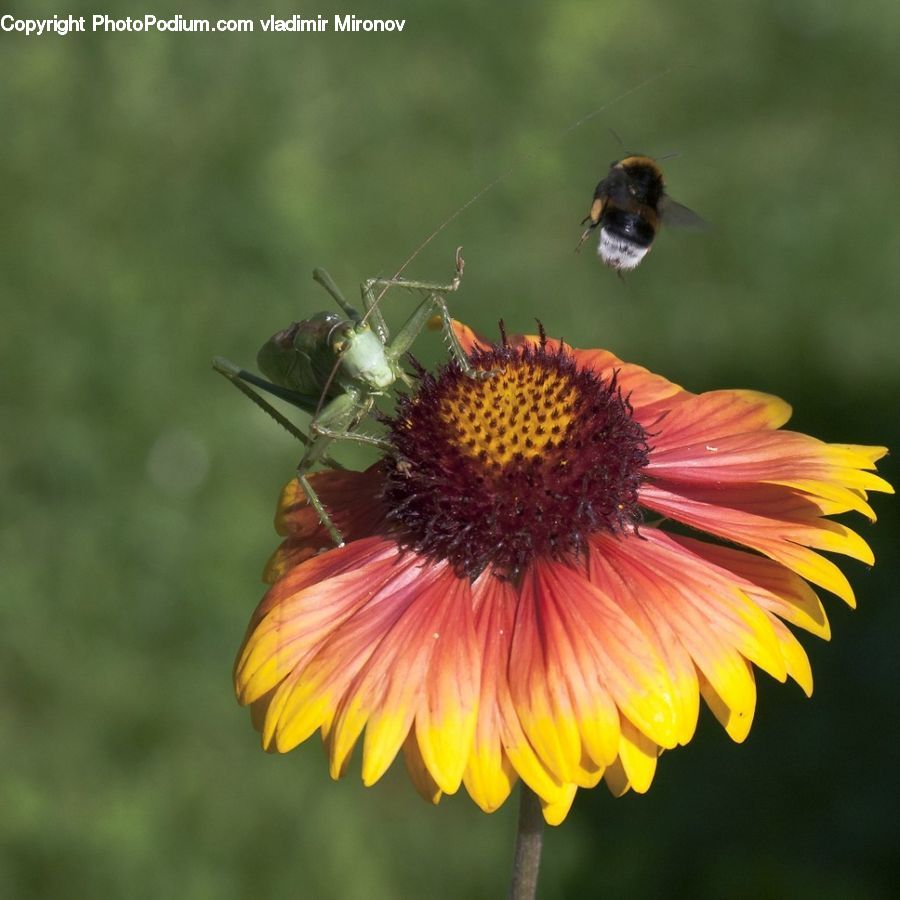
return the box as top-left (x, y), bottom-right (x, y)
top-left (576, 154), bottom-right (704, 271)
top-left (215, 71), bottom-right (688, 547)
top-left (213, 249), bottom-right (487, 547)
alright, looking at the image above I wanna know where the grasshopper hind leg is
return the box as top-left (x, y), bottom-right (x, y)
top-left (297, 473), bottom-right (345, 547)
top-left (213, 355), bottom-right (349, 548)
top-left (294, 392), bottom-right (382, 550)
top-left (211, 356), bottom-right (344, 468)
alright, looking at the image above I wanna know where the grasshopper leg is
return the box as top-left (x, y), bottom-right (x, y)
top-left (428, 295), bottom-right (496, 380)
top-left (297, 471), bottom-right (345, 547)
top-left (296, 393), bottom-right (379, 548)
top-left (212, 357), bottom-right (344, 469)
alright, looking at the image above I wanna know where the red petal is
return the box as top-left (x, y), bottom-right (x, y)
top-left (646, 390), bottom-right (792, 452)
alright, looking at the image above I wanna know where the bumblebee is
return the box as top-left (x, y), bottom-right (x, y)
top-left (577, 155), bottom-right (703, 271)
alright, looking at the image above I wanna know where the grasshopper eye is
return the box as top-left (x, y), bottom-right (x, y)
top-left (332, 325), bottom-right (355, 354)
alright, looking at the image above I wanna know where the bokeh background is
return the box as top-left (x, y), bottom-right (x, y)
top-left (3, 0), bottom-right (898, 897)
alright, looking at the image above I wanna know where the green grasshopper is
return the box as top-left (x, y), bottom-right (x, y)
top-left (213, 250), bottom-right (485, 547)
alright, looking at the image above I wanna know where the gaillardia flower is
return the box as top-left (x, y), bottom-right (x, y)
top-left (235, 324), bottom-right (891, 825)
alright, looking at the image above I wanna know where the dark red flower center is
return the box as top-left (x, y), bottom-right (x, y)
top-left (381, 331), bottom-right (650, 579)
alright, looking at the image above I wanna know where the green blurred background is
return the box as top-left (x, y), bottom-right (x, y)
top-left (3, 0), bottom-right (898, 897)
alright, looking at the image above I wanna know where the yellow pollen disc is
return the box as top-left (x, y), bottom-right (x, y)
top-left (439, 362), bottom-right (578, 466)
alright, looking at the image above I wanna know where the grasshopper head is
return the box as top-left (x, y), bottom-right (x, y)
top-left (331, 323), bottom-right (394, 391)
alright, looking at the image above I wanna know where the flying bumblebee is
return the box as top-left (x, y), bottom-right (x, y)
top-left (577, 155), bottom-right (704, 271)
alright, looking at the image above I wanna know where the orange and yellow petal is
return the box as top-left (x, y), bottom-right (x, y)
top-left (460, 573), bottom-right (518, 813)
top-left (235, 536), bottom-right (400, 706)
top-left (267, 556), bottom-right (429, 753)
top-left (603, 719), bottom-right (661, 797)
top-left (639, 481), bottom-right (873, 606)
top-left (463, 573), bottom-right (571, 816)
top-left (323, 562), bottom-right (480, 791)
top-left (412, 572), bottom-right (481, 794)
top-left (507, 572), bottom-right (614, 785)
top-left (586, 537), bottom-right (701, 748)
top-left (647, 430), bottom-right (891, 496)
top-left (589, 531), bottom-right (784, 743)
top-left (665, 534), bottom-right (830, 641)
top-left (644, 389), bottom-right (792, 450)
top-left (509, 558), bottom-right (684, 784)
top-left (249, 556), bottom-right (443, 761)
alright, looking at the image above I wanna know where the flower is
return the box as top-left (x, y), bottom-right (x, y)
top-left (234, 323), bottom-right (892, 825)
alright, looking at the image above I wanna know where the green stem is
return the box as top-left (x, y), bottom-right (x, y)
top-left (508, 785), bottom-right (545, 900)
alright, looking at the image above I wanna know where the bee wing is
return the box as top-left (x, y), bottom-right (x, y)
top-left (659, 195), bottom-right (708, 229)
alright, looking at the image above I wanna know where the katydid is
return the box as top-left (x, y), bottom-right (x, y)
top-left (213, 250), bottom-right (486, 547)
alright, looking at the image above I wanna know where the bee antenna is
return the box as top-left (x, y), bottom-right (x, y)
top-left (608, 127), bottom-right (627, 154)
top-left (654, 151), bottom-right (681, 162)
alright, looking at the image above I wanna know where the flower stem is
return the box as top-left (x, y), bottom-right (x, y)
top-left (508, 784), bottom-right (545, 900)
